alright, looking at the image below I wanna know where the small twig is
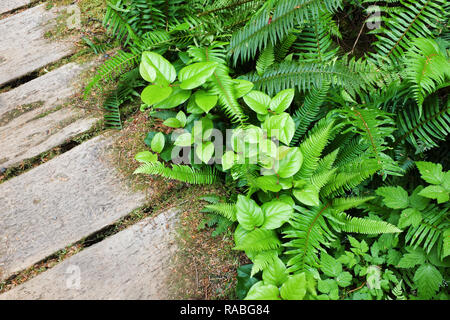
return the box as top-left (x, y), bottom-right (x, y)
top-left (350, 19), bottom-right (367, 55)
top-left (345, 281), bottom-right (366, 297)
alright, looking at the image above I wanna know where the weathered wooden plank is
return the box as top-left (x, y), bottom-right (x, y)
top-left (0, 62), bottom-right (99, 169)
top-left (0, 4), bottom-right (76, 86)
top-left (0, 134), bottom-right (148, 281)
top-left (0, 208), bottom-right (178, 300)
top-left (0, 0), bottom-right (31, 15)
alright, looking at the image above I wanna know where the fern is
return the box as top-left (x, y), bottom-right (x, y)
top-left (202, 202), bottom-right (237, 221)
top-left (134, 162), bottom-right (218, 184)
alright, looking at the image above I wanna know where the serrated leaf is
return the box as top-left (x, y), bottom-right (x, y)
top-left (236, 195), bottom-right (264, 231)
top-left (150, 132), bottom-right (165, 153)
top-left (418, 185), bottom-right (449, 204)
top-left (336, 272), bottom-right (352, 287)
top-left (397, 247), bottom-right (426, 268)
top-left (179, 62), bottom-right (218, 90)
top-left (261, 200), bottom-right (293, 230)
top-left (320, 253), bottom-right (342, 277)
top-left (280, 273), bottom-right (307, 300)
top-left (414, 263), bottom-right (443, 299)
top-left (416, 161), bottom-right (444, 185)
top-left (376, 186), bottom-right (409, 209)
top-left (269, 88), bottom-right (295, 113)
top-left (398, 208), bottom-right (422, 228)
top-left (243, 90), bottom-right (270, 115)
top-left (141, 84), bottom-right (173, 106)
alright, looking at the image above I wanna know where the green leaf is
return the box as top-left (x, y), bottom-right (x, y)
top-left (320, 253), bottom-right (342, 277)
top-left (366, 265), bottom-right (381, 290)
top-left (276, 147), bottom-right (303, 178)
top-left (280, 273), bottom-right (307, 300)
top-left (262, 257), bottom-right (288, 287)
top-left (269, 88), bottom-right (295, 113)
top-left (141, 51), bottom-right (176, 84)
top-left (414, 263), bottom-right (443, 299)
top-left (236, 264), bottom-right (259, 300)
top-left (154, 87), bottom-right (191, 109)
top-left (174, 132), bottom-right (193, 147)
top-left (222, 151), bottom-right (237, 171)
top-left (376, 186), bottom-right (409, 209)
top-left (263, 113), bottom-right (295, 145)
top-left (336, 272), bottom-right (352, 287)
top-left (443, 229), bottom-right (450, 259)
top-left (397, 247), bottom-right (426, 268)
top-left (243, 90), bottom-right (270, 115)
top-left (195, 141), bottom-right (215, 164)
top-left (236, 195), bottom-right (264, 230)
top-left (150, 132), bottom-right (165, 153)
top-left (139, 55), bottom-right (156, 82)
top-left (162, 117), bottom-right (181, 128)
top-left (244, 281), bottom-right (280, 300)
top-left (176, 111), bottom-right (187, 127)
top-left (416, 161), bottom-right (444, 185)
top-left (194, 90), bottom-right (218, 113)
top-left (141, 84), bottom-right (173, 106)
top-left (234, 79), bottom-right (254, 98)
top-left (418, 185), bottom-right (449, 203)
top-left (135, 151), bottom-right (157, 163)
top-left (179, 62), bottom-right (218, 90)
top-left (261, 200), bottom-right (293, 230)
top-left (398, 208), bottom-right (422, 229)
top-left (234, 228), bottom-right (281, 251)
top-left (318, 279), bottom-right (338, 295)
top-left (409, 186), bottom-right (430, 210)
top-left (255, 175), bottom-right (282, 193)
top-left (293, 183), bottom-right (319, 207)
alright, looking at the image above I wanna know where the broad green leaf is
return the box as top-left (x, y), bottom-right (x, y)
top-left (398, 208), bottom-right (422, 228)
top-left (366, 265), bottom-right (381, 290)
top-left (409, 186), bottom-right (430, 210)
top-left (243, 90), bottom-right (270, 115)
top-left (222, 151), bottom-right (237, 170)
top-left (255, 175), bottom-right (282, 193)
top-left (141, 51), bottom-right (176, 84)
top-left (320, 253), bottom-right (342, 277)
top-left (280, 273), bottom-right (307, 300)
top-left (162, 117), bottom-right (181, 128)
top-left (414, 263), bottom-right (443, 299)
top-left (443, 229), bottom-right (450, 258)
top-left (262, 257), bottom-right (288, 287)
top-left (236, 195), bottom-right (264, 230)
top-left (336, 272), bottom-right (352, 287)
top-left (263, 113), bottom-right (295, 145)
top-left (269, 88), bottom-right (295, 113)
top-left (276, 147), bottom-right (303, 178)
top-left (318, 279), bottom-right (338, 295)
top-left (195, 141), bottom-right (214, 164)
top-left (141, 84), bottom-right (173, 106)
top-left (416, 161), bottom-right (444, 185)
top-left (139, 56), bottom-right (156, 82)
top-left (244, 282), bottom-right (280, 300)
top-left (179, 62), bottom-right (218, 90)
top-left (234, 228), bottom-right (281, 251)
top-left (418, 185), bottom-right (449, 203)
top-left (261, 200), bottom-right (293, 229)
top-left (187, 96), bottom-right (204, 114)
top-left (193, 117), bottom-right (214, 141)
top-left (154, 87), bottom-right (191, 109)
top-left (150, 132), bottom-right (165, 153)
top-left (194, 90), bottom-right (218, 113)
top-left (397, 247), bottom-right (426, 268)
top-left (234, 79), bottom-right (254, 98)
top-left (174, 132), bottom-right (193, 146)
top-left (176, 111), bottom-right (187, 127)
top-left (134, 151), bottom-right (157, 163)
top-left (376, 186), bottom-right (409, 209)
top-left (293, 184), bottom-right (319, 206)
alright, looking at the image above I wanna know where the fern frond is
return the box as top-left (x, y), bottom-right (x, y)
top-left (331, 196), bottom-right (376, 212)
top-left (134, 162), bottom-right (218, 184)
top-left (256, 45), bottom-right (275, 75)
top-left (332, 212), bottom-right (402, 234)
top-left (202, 203), bottom-right (237, 221)
top-left (250, 250), bottom-right (279, 276)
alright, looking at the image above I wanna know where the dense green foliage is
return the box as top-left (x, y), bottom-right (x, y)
top-left (87, 0), bottom-right (449, 300)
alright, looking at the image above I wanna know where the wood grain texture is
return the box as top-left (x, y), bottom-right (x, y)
top-left (0, 208), bottom-right (179, 300)
top-left (0, 4), bottom-right (76, 86)
top-left (0, 62), bottom-right (98, 169)
top-left (0, 134), bottom-right (148, 281)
